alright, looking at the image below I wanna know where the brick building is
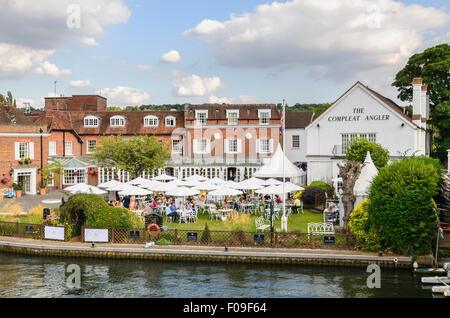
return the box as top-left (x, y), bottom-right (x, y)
top-left (0, 104), bottom-right (49, 195)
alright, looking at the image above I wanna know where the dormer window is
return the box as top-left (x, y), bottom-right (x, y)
top-left (144, 115), bottom-right (159, 127)
top-left (165, 116), bottom-right (177, 127)
top-left (258, 109), bottom-right (271, 125)
top-left (84, 116), bottom-right (100, 128)
top-left (195, 110), bottom-right (208, 125)
top-left (226, 110), bottom-right (239, 125)
top-left (110, 115), bottom-right (126, 127)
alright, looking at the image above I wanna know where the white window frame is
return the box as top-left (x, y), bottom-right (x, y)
top-left (195, 110), bottom-right (208, 126)
top-left (84, 116), bottom-right (100, 128)
top-left (258, 109), bottom-right (271, 125)
top-left (226, 110), bottom-right (239, 125)
top-left (193, 139), bottom-right (210, 154)
top-left (292, 135), bottom-right (300, 149)
top-left (257, 139), bottom-right (273, 154)
top-left (49, 141), bottom-right (57, 156)
top-left (63, 169), bottom-right (87, 185)
top-left (165, 116), bottom-right (177, 127)
top-left (225, 139), bottom-right (242, 154)
top-left (144, 115), bottom-right (159, 127)
top-left (110, 115), bottom-right (126, 127)
top-left (172, 140), bottom-right (183, 154)
top-left (65, 141), bottom-right (73, 156)
top-left (47, 173), bottom-right (54, 187)
top-left (87, 140), bottom-right (97, 154)
top-left (19, 142), bottom-right (29, 159)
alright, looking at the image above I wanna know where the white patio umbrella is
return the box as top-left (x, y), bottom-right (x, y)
top-left (105, 182), bottom-right (132, 191)
top-left (166, 186), bottom-right (200, 197)
top-left (261, 178), bottom-right (283, 186)
top-left (118, 185), bottom-right (152, 196)
top-left (167, 179), bottom-right (189, 187)
top-left (224, 180), bottom-right (241, 189)
top-left (152, 174), bottom-right (176, 182)
top-left (150, 182), bottom-right (178, 192)
top-left (209, 177), bottom-right (225, 185)
top-left (207, 186), bottom-right (243, 197)
top-left (245, 177), bottom-right (265, 185)
top-left (127, 177), bottom-right (149, 186)
top-left (255, 185), bottom-right (289, 195)
top-left (194, 181), bottom-right (218, 191)
top-left (235, 179), bottom-right (264, 190)
top-left (185, 174), bottom-right (209, 182)
top-left (65, 183), bottom-right (107, 195)
top-left (282, 182), bottom-right (305, 193)
top-left (139, 179), bottom-right (162, 189)
top-left (97, 180), bottom-right (126, 189)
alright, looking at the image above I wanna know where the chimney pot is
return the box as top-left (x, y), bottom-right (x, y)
top-left (412, 77), bottom-right (422, 85)
top-left (421, 85), bottom-right (428, 92)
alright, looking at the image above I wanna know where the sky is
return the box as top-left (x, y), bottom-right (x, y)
top-left (0, 0), bottom-right (448, 108)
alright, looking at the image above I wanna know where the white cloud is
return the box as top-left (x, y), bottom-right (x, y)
top-left (136, 64), bottom-right (154, 71)
top-left (172, 74), bottom-right (221, 97)
top-left (0, 43), bottom-right (54, 79)
top-left (161, 50), bottom-right (181, 63)
top-left (184, 0), bottom-right (450, 80)
top-left (207, 94), bottom-right (262, 104)
top-left (96, 86), bottom-right (150, 106)
top-left (208, 95), bottom-right (233, 104)
top-left (70, 80), bottom-right (92, 88)
top-left (0, 0), bottom-right (130, 78)
top-left (79, 37), bottom-right (100, 47)
top-left (33, 61), bottom-right (72, 77)
top-left (16, 98), bottom-right (35, 108)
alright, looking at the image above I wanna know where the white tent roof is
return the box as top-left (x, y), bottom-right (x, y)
top-left (354, 152), bottom-right (379, 196)
top-left (253, 144), bottom-right (303, 178)
top-left (65, 184), bottom-right (107, 195)
top-left (166, 186), bottom-right (200, 197)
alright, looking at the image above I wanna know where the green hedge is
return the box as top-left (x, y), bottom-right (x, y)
top-left (367, 157), bottom-right (441, 256)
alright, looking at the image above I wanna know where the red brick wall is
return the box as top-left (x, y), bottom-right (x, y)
top-left (44, 96), bottom-right (107, 112)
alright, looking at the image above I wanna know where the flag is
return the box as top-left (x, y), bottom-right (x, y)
top-left (280, 111), bottom-right (284, 136)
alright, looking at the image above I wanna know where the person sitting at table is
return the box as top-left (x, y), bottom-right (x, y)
top-left (123, 195), bottom-right (131, 209)
top-left (111, 199), bottom-right (117, 207)
top-left (152, 199), bottom-right (158, 211)
top-left (293, 197), bottom-right (301, 214)
top-left (233, 199), bottom-right (240, 212)
top-left (324, 204), bottom-right (336, 213)
top-left (222, 200), bottom-right (228, 209)
top-left (168, 202), bottom-right (179, 222)
top-left (275, 195), bottom-right (282, 204)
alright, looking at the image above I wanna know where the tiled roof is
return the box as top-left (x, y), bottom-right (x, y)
top-left (285, 111), bottom-right (315, 129)
top-left (184, 104), bottom-right (281, 121)
top-left (0, 104), bottom-right (42, 125)
top-left (36, 110), bottom-right (185, 136)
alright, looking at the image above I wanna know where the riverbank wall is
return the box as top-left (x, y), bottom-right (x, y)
top-left (0, 237), bottom-right (413, 269)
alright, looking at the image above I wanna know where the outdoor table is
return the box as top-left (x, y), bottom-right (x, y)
top-left (218, 209), bottom-right (234, 221)
top-left (240, 203), bottom-right (253, 213)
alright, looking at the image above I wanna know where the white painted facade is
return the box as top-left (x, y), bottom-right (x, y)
top-left (305, 81), bottom-right (430, 185)
top-left (284, 128), bottom-right (308, 164)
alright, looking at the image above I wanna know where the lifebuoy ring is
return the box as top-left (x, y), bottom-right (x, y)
top-left (147, 223), bottom-right (160, 237)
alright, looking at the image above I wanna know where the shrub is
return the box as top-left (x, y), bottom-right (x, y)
top-left (201, 223), bottom-right (211, 244)
top-left (301, 186), bottom-right (325, 206)
top-left (346, 138), bottom-right (390, 169)
top-left (349, 199), bottom-right (381, 251)
top-left (368, 157), bottom-right (441, 256)
top-left (85, 206), bottom-right (142, 229)
top-left (309, 181), bottom-right (334, 198)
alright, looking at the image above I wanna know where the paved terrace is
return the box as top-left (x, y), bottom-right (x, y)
top-left (0, 236), bottom-right (412, 269)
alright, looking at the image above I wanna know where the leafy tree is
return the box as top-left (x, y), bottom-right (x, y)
top-left (345, 138), bottom-right (390, 169)
top-left (392, 44), bottom-right (450, 161)
top-left (93, 135), bottom-right (170, 179)
top-left (367, 157), bottom-right (442, 256)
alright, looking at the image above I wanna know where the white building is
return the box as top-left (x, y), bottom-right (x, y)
top-left (305, 79), bottom-right (431, 185)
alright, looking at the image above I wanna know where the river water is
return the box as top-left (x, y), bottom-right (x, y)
top-left (0, 252), bottom-right (433, 298)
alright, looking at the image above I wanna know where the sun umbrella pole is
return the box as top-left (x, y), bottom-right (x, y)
top-left (281, 99), bottom-right (288, 232)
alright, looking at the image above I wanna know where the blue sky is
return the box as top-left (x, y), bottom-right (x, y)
top-left (0, 0), bottom-right (448, 108)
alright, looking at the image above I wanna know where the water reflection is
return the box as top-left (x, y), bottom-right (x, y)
top-left (0, 253), bottom-right (431, 298)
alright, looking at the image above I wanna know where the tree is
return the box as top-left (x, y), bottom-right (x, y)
top-left (345, 138), bottom-right (390, 169)
top-left (93, 135), bottom-right (170, 178)
top-left (367, 157), bottom-right (441, 255)
top-left (337, 160), bottom-right (364, 231)
top-left (392, 44), bottom-right (450, 161)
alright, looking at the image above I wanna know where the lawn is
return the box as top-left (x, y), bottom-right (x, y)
top-left (162, 209), bottom-right (323, 233)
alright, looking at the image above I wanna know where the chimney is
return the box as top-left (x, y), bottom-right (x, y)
top-left (421, 85), bottom-right (429, 127)
top-left (412, 77), bottom-right (422, 127)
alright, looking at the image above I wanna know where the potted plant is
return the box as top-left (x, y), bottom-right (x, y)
top-left (39, 178), bottom-right (47, 195)
top-left (12, 182), bottom-right (23, 198)
top-left (1, 177), bottom-right (10, 184)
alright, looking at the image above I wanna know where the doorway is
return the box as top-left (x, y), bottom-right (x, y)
top-left (227, 167), bottom-right (237, 181)
top-left (17, 172), bottom-right (31, 194)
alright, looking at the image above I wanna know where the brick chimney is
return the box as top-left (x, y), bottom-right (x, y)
top-left (420, 84), bottom-right (429, 128)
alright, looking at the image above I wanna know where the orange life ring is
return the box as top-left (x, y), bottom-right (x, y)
top-left (147, 223), bottom-right (160, 237)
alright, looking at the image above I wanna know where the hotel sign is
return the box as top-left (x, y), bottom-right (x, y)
top-left (328, 108), bottom-right (390, 122)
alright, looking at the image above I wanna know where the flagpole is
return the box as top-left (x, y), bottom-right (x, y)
top-left (282, 99), bottom-right (287, 232)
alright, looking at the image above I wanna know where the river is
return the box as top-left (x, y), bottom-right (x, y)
top-left (0, 252), bottom-right (432, 298)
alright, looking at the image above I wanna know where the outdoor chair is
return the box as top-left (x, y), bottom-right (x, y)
top-left (255, 216), bottom-right (270, 232)
top-left (179, 211), bottom-right (189, 224)
top-left (209, 206), bottom-right (219, 220)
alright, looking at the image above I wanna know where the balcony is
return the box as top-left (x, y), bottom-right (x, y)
top-left (332, 145), bottom-right (347, 156)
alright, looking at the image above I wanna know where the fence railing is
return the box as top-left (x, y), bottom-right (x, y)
top-left (0, 220), bottom-right (361, 249)
top-left (81, 226), bottom-right (360, 249)
top-left (0, 221), bottom-right (69, 241)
